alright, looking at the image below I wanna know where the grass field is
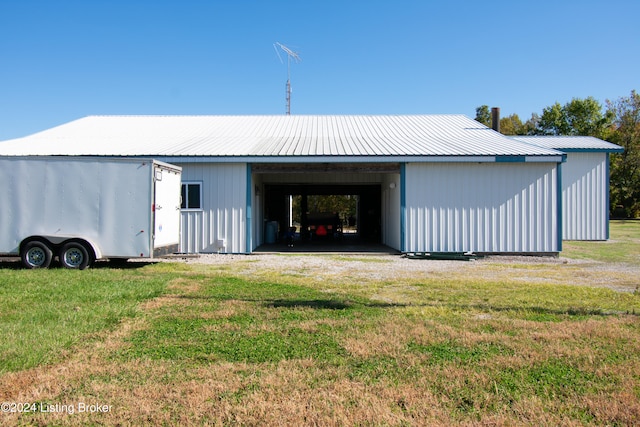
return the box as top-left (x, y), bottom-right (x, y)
top-left (1, 221), bottom-right (639, 425)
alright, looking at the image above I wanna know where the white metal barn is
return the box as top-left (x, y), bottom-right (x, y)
top-left (512, 136), bottom-right (623, 241)
top-left (0, 115), bottom-right (568, 254)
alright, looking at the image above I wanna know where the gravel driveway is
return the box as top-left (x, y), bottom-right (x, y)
top-left (165, 253), bottom-right (640, 293)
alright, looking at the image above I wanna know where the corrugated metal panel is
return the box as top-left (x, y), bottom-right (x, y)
top-left (382, 174), bottom-right (402, 250)
top-left (562, 152), bottom-right (608, 240)
top-left (515, 137), bottom-right (616, 241)
top-left (180, 211), bottom-right (203, 254)
top-left (176, 163), bottom-right (246, 253)
top-left (404, 163), bottom-right (559, 253)
top-left (512, 136), bottom-right (623, 152)
top-left (0, 115), bottom-right (562, 158)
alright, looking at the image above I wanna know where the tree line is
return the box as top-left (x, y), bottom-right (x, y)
top-left (475, 90), bottom-right (640, 217)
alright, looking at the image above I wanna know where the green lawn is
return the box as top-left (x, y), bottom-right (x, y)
top-left (562, 220), bottom-right (640, 263)
top-left (0, 265), bottom-right (170, 373)
top-left (1, 221), bottom-right (639, 425)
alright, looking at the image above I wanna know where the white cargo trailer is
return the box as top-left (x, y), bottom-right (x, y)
top-left (0, 156), bottom-right (182, 269)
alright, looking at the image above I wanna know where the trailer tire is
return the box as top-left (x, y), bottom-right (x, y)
top-left (21, 240), bottom-right (53, 269)
top-left (59, 241), bottom-right (92, 270)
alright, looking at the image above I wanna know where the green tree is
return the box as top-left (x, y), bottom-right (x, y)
top-left (565, 97), bottom-right (612, 137)
top-left (607, 90), bottom-right (640, 217)
top-left (537, 102), bottom-right (569, 135)
top-left (499, 114), bottom-right (526, 135)
top-left (535, 97), bottom-right (611, 137)
top-left (292, 195), bottom-right (357, 224)
top-left (474, 105), bottom-right (491, 126)
top-left (522, 113), bottom-right (540, 135)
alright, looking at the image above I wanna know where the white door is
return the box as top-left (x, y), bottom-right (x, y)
top-left (153, 166), bottom-right (182, 250)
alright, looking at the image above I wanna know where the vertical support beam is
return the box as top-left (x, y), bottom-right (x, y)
top-left (605, 154), bottom-right (611, 240)
top-left (556, 161), bottom-right (563, 252)
top-left (246, 163), bottom-right (252, 254)
top-left (289, 195), bottom-right (293, 228)
top-left (400, 163), bottom-right (406, 252)
top-left (301, 187), bottom-right (308, 239)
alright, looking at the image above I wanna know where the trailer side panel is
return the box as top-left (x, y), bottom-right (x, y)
top-left (0, 157), bottom-right (181, 259)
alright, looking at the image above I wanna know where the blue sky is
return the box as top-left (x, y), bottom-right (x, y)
top-left (1, 0), bottom-right (638, 140)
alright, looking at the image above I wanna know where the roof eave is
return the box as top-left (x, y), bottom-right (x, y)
top-left (156, 154), bottom-right (566, 164)
top-left (556, 147), bottom-right (625, 153)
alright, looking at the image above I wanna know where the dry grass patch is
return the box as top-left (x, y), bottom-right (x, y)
top-left (342, 317), bottom-right (414, 358)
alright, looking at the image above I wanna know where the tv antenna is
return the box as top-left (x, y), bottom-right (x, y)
top-left (273, 42), bottom-right (301, 115)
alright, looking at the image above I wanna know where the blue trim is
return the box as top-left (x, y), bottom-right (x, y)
top-left (495, 155), bottom-right (526, 163)
top-left (159, 154), bottom-right (565, 164)
top-left (400, 163), bottom-right (406, 252)
top-left (246, 164), bottom-right (252, 253)
top-left (606, 154), bottom-right (611, 240)
top-left (556, 162), bottom-right (563, 252)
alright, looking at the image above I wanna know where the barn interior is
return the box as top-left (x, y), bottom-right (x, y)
top-left (253, 163), bottom-right (401, 253)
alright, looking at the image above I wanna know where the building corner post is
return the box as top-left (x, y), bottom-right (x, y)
top-left (400, 163), bottom-right (406, 252)
top-left (605, 154), bottom-right (611, 240)
top-left (246, 163), bottom-right (252, 254)
top-left (556, 161), bottom-right (563, 252)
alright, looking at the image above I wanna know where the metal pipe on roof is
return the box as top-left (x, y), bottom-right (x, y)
top-left (491, 107), bottom-right (500, 133)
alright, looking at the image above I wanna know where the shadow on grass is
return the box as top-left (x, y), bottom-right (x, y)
top-left (466, 303), bottom-right (638, 317)
top-left (264, 299), bottom-right (405, 310)
top-left (261, 299), bottom-right (637, 317)
top-left (0, 258), bottom-right (22, 270)
top-left (406, 301), bottom-right (638, 318)
top-left (170, 291), bottom-right (636, 317)
top-left (266, 299), bottom-right (353, 310)
top-left (264, 298), bottom-right (409, 310)
top-left (92, 260), bottom-right (159, 270)
top-left (0, 258), bottom-right (156, 270)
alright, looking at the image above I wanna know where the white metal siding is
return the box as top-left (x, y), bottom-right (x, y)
top-left (251, 172), bottom-right (264, 251)
top-left (404, 163), bottom-right (559, 253)
top-left (382, 174), bottom-right (401, 250)
top-left (176, 163), bottom-right (247, 253)
top-left (562, 153), bottom-right (608, 240)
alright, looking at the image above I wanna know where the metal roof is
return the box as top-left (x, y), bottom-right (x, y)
top-left (511, 136), bottom-right (624, 153)
top-left (0, 115), bottom-right (563, 160)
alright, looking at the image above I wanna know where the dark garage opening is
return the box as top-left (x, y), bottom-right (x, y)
top-left (259, 184), bottom-right (389, 252)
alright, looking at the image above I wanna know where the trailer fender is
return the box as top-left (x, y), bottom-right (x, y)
top-left (21, 236), bottom-right (103, 261)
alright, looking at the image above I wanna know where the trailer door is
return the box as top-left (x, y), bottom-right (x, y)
top-left (153, 165), bottom-right (182, 254)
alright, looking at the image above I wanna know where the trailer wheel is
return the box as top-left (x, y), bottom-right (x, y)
top-left (21, 240), bottom-right (53, 269)
top-left (59, 241), bottom-right (92, 270)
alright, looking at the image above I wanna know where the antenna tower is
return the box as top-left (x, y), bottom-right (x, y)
top-left (274, 42), bottom-right (301, 115)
